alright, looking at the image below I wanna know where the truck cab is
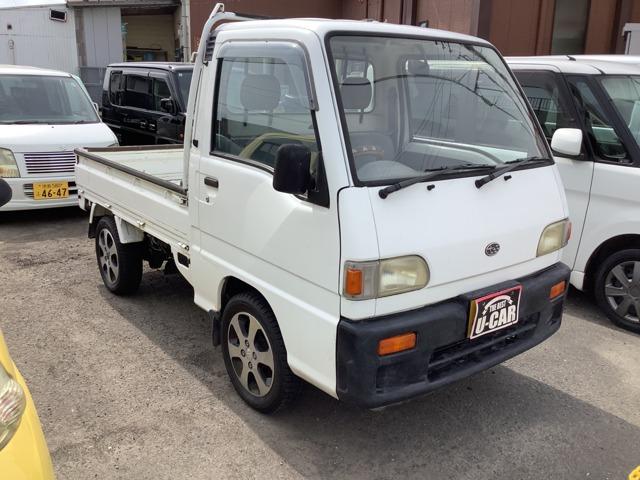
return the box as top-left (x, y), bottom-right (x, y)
top-left (76, 6), bottom-right (571, 412)
top-left (508, 56), bottom-right (640, 333)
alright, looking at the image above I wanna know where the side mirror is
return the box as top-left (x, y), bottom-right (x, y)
top-left (160, 97), bottom-right (176, 114)
top-left (273, 144), bottom-right (311, 195)
top-left (0, 178), bottom-right (12, 208)
top-left (551, 128), bottom-right (583, 158)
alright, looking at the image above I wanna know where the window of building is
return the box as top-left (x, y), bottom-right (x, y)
top-left (551, 0), bottom-right (589, 54)
top-left (513, 70), bottom-right (577, 140)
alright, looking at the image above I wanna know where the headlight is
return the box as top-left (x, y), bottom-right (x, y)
top-left (537, 219), bottom-right (571, 257)
top-left (0, 148), bottom-right (19, 178)
top-left (0, 363), bottom-right (26, 450)
top-left (344, 255), bottom-right (429, 300)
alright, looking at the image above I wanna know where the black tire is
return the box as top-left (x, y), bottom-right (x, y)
top-left (95, 216), bottom-right (143, 295)
top-left (221, 292), bottom-right (299, 413)
top-left (594, 248), bottom-right (640, 333)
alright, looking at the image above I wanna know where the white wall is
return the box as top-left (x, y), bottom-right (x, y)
top-left (0, 6), bottom-right (79, 74)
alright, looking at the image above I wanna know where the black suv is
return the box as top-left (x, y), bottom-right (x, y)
top-left (101, 63), bottom-right (193, 145)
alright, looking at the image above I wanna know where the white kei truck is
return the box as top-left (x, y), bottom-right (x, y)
top-left (75, 4), bottom-right (571, 412)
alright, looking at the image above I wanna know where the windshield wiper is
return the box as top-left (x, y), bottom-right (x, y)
top-left (475, 156), bottom-right (550, 189)
top-left (378, 164), bottom-right (493, 199)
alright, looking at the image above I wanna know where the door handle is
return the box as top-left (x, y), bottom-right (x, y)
top-left (139, 120), bottom-right (148, 129)
top-left (204, 177), bottom-right (219, 188)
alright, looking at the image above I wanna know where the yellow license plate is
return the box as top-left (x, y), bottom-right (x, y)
top-left (33, 181), bottom-right (69, 200)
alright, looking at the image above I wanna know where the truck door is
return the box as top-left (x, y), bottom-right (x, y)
top-left (515, 69), bottom-right (593, 269)
top-left (191, 39), bottom-right (342, 393)
top-left (566, 75), bottom-right (640, 274)
top-left (149, 71), bottom-right (180, 143)
top-left (118, 70), bottom-right (155, 145)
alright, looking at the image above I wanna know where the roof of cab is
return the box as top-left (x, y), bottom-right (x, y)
top-left (506, 55), bottom-right (640, 75)
top-left (217, 18), bottom-right (492, 47)
top-left (0, 64), bottom-right (72, 77)
top-left (108, 62), bottom-right (194, 71)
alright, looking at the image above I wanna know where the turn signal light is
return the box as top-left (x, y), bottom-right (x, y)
top-left (377, 332), bottom-right (417, 356)
top-left (345, 268), bottom-right (363, 296)
top-left (549, 280), bottom-right (566, 299)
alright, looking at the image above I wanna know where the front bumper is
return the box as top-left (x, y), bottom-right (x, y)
top-left (0, 176), bottom-right (77, 211)
top-left (336, 262), bottom-right (570, 408)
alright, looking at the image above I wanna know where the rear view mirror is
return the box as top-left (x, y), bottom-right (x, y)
top-left (160, 98), bottom-right (176, 114)
top-left (273, 144), bottom-right (311, 195)
top-left (551, 128), bottom-right (583, 158)
top-left (0, 178), bottom-right (12, 208)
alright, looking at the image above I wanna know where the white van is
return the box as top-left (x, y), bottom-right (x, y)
top-left (508, 57), bottom-right (640, 333)
top-left (0, 65), bottom-right (118, 211)
top-left (75, 6), bottom-right (572, 412)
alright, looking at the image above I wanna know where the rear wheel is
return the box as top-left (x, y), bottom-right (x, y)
top-left (594, 249), bottom-right (640, 333)
top-left (221, 292), bottom-right (299, 413)
top-left (95, 217), bottom-right (143, 295)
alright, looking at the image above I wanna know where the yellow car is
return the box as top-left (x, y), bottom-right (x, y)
top-left (0, 329), bottom-right (55, 479)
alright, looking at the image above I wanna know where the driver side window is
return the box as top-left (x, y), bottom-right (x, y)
top-left (568, 77), bottom-right (629, 162)
top-left (152, 77), bottom-right (171, 112)
top-left (212, 56), bottom-right (320, 172)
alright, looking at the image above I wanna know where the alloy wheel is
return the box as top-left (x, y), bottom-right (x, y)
top-left (227, 312), bottom-right (275, 397)
top-left (98, 229), bottom-right (119, 286)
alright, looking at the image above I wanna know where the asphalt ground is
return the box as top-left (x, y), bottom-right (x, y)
top-left (1, 207), bottom-right (639, 480)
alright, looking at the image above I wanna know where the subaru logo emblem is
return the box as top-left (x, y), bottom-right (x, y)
top-left (485, 242), bottom-right (500, 256)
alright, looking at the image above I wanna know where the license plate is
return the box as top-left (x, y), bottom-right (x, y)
top-left (33, 181), bottom-right (69, 200)
top-left (468, 285), bottom-right (522, 339)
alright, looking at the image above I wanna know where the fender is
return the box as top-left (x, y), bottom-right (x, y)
top-left (88, 203), bottom-right (144, 244)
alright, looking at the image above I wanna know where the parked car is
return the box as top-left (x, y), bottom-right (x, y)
top-left (0, 65), bottom-right (118, 211)
top-left (0, 179), bottom-right (55, 479)
top-left (508, 56), bottom-right (640, 332)
top-left (101, 62), bottom-right (194, 146)
top-left (75, 6), bottom-right (571, 413)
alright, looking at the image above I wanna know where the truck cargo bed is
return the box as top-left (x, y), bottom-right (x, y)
top-left (75, 145), bottom-right (189, 247)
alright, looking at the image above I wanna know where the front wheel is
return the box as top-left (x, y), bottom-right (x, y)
top-left (95, 217), bottom-right (143, 295)
top-left (594, 249), bottom-right (640, 333)
top-left (221, 293), bottom-right (299, 413)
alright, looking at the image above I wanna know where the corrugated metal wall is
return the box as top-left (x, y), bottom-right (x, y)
top-left (77, 7), bottom-right (122, 68)
top-left (0, 6), bottom-right (79, 74)
top-left (76, 6), bottom-right (122, 102)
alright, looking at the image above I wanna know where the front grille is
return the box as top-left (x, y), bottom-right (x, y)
top-left (23, 151), bottom-right (76, 175)
top-left (23, 181), bottom-right (77, 199)
top-left (426, 314), bottom-right (540, 382)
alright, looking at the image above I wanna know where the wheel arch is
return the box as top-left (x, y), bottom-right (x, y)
top-left (212, 276), bottom-right (274, 347)
top-left (584, 234), bottom-right (640, 293)
top-left (88, 203), bottom-right (112, 238)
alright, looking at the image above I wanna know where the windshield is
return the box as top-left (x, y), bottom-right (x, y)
top-left (175, 69), bottom-right (193, 110)
top-left (599, 75), bottom-right (640, 145)
top-left (328, 36), bottom-right (548, 184)
top-left (0, 74), bottom-right (99, 124)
